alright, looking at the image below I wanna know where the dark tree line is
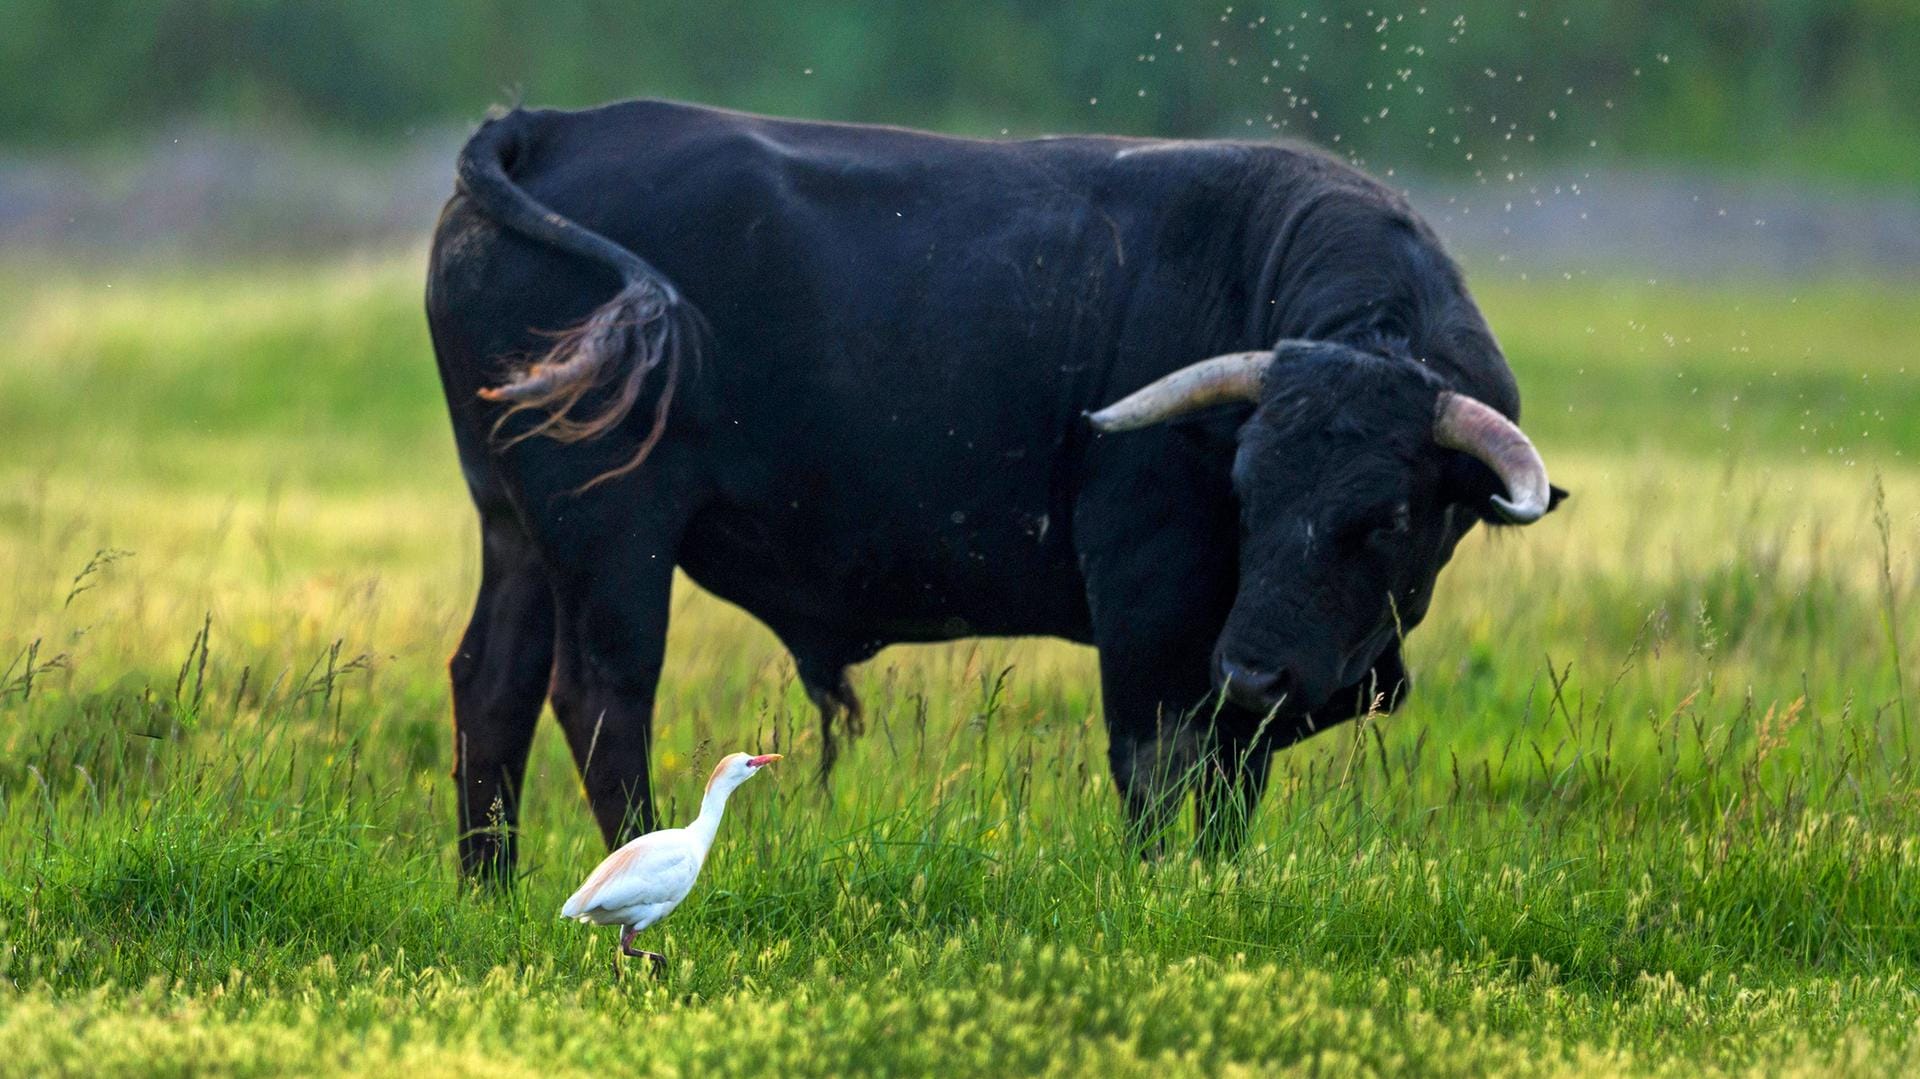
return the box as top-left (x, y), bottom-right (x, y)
top-left (4, 1), bottom-right (1914, 181)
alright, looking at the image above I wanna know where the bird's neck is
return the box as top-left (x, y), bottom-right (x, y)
top-left (686, 780), bottom-right (739, 850)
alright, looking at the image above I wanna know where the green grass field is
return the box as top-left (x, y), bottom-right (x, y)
top-left (2, 254), bottom-right (1917, 1076)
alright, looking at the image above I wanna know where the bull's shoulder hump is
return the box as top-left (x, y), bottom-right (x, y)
top-left (1109, 137), bottom-right (1264, 161)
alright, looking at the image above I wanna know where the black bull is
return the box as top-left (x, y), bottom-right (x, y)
top-left (425, 100), bottom-right (1565, 880)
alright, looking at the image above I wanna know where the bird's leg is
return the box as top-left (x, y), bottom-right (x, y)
top-left (613, 926), bottom-right (632, 979)
top-left (619, 926), bottom-right (668, 976)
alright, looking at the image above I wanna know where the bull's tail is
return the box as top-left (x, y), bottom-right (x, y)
top-left (457, 108), bottom-right (704, 490)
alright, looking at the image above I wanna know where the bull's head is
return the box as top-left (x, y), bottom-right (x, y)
top-left (1088, 339), bottom-right (1564, 718)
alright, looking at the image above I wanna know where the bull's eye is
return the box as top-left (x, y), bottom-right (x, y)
top-left (1359, 502), bottom-right (1412, 547)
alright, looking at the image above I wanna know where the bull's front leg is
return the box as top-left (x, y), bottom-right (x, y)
top-left (1102, 704), bottom-right (1204, 856)
top-left (1087, 560), bottom-right (1234, 856)
top-left (1075, 428), bottom-right (1243, 856)
top-left (1192, 725), bottom-right (1275, 859)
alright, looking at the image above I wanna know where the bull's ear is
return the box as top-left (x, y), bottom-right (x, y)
top-left (1547, 484), bottom-right (1570, 512)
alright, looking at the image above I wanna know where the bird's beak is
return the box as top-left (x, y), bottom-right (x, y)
top-left (748, 754), bottom-right (783, 767)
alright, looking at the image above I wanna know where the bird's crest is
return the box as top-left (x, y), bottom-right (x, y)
top-left (705, 752), bottom-right (744, 795)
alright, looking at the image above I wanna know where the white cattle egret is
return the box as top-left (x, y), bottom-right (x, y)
top-left (560, 751), bottom-right (781, 974)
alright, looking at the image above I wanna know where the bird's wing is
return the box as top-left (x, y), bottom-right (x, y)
top-left (560, 830), bottom-right (701, 918)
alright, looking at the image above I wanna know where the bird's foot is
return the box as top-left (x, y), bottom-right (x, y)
top-left (621, 946), bottom-right (668, 976)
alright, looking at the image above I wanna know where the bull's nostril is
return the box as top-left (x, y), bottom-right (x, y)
top-left (1218, 659), bottom-right (1286, 711)
top-left (1265, 667), bottom-right (1293, 701)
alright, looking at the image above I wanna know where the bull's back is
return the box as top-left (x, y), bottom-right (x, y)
top-left (430, 101), bottom-right (1270, 642)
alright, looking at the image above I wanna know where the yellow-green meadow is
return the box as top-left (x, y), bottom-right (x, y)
top-left (2, 255), bottom-right (1917, 1076)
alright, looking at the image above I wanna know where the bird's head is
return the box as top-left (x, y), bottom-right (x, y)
top-left (706, 751), bottom-right (782, 796)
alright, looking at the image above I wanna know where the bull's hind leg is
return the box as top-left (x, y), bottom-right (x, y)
top-left (544, 510), bottom-right (686, 850)
top-left (451, 516), bottom-right (556, 884)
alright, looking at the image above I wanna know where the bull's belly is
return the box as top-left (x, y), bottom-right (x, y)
top-left (677, 502), bottom-right (1093, 652)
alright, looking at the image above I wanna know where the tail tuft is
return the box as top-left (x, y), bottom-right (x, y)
top-left (482, 279), bottom-right (703, 490)
top-left (805, 672), bottom-right (864, 788)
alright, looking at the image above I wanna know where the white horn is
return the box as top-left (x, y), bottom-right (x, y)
top-left (1086, 351), bottom-right (1273, 432)
top-left (1432, 391), bottom-right (1550, 524)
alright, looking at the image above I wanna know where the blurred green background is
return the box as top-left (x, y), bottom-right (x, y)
top-left (4, 5), bottom-right (1920, 1073)
top-left (4, 0), bottom-right (1916, 183)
